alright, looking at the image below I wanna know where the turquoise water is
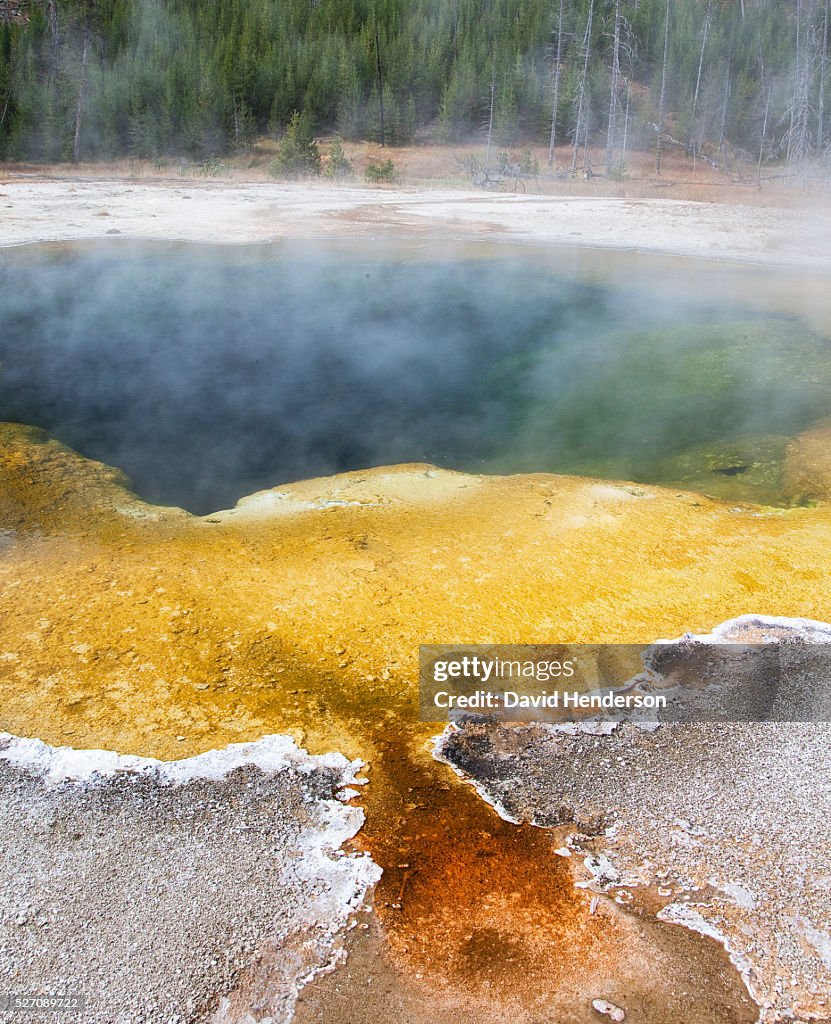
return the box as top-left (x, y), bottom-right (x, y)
top-left (1, 242), bottom-right (830, 512)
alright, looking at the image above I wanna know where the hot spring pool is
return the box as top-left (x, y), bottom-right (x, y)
top-left (2, 240), bottom-right (831, 514)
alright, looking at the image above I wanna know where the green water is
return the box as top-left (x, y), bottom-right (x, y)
top-left (1, 241), bottom-right (830, 511)
top-left (485, 317), bottom-right (831, 505)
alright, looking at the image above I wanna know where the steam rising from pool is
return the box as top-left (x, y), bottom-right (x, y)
top-left (2, 242), bottom-right (830, 513)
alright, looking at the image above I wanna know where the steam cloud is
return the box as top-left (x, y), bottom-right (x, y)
top-left (0, 241), bottom-right (828, 514)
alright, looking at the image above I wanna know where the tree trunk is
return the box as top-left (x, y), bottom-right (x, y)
top-left (758, 85), bottom-right (771, 185)
top-left (718, 56), bottom-right (731, 150)
top-left (621, 78), bottom-right (630, 160)
top-left (571, 0), bottom-right (593, 174)
top-left (818, 0), bottom-right (829, 156)
top-left (655, 0), bottom-right (670, 175)
top-left (787, 0), bottom-right (816, 168)
top-left (72, 27), bottom-right (89, 164)
top-left (452, 0), bottom-right (458, 59)
top-left (606, 0), bottom-right (621, 174)
top-left (47, 0), bottom-right (58, 62)
top-left (375, 27), bottom-right (385, 147)
top-left (547, 0), bottom-right (565, 167)
top-left (485, 71), bottom-right (495, 170)
top-left (690, 0), bottom-right (712, 158)
top-left (788, 0), bottom-right (802, 165)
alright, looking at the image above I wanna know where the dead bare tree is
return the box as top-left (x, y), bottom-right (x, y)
top-left (690, 0), bottom-right (713, 168)
top-left (758, 85), bottom-right (771, 185)
top-left (571, 0), bottom-right (594, 175)
top-left (606, 0), bottom-right (622, 174)
top-left (72, 23), bottom-right (90, 163)
top-left (47, 0), bottom-right (58, 63)
top-left (548, 0), bottom-right (565, 167)
top-left (485, 69), bottom-right (495, 171)
top-left (784, 0), bottom-right (816, 172)
top-left (655, 0), bottom-right (670, 174)
top-left (0, 61), bottom-right (13, 132)
top-left (787, 0), bottom-right (803, 165)
top-left (718, 54), bottom-right (731, 151)
top-left (374, 26), bottom-right (385, 147)
top-left (818, 0), bottom-right (829, 157)
top-left (621, 77), bottom-right (631, 162)
top-left (456, 149), bottom-right (525, 192)
top-left (66, 0), bottom-right (106, 163)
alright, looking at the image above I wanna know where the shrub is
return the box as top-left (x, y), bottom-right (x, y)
top-left (607, 159), bottom-right (628, 182)
top-left (324, 138), bottom-right (353, 180)
top-left (519, 148), bottom-right (539, 177)
top-left (268, 111), bottom-right (321, 178)
top-left (365, 158), bottom-right (398, 184)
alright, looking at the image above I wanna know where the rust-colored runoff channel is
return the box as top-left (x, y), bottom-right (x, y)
top-left (293, 720), bottom-right (757, 1024)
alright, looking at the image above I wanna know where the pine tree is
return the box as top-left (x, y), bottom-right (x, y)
top-left (268, 109), bottom-right (321, 177)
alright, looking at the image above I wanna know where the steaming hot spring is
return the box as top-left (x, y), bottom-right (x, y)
top-left (3, 239), bottom-right (831, 512)
top-left (2, 238), bottom-right (831, 1024)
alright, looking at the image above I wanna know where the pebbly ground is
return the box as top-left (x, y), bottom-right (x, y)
top-left (0, 735), bottom-right (379, 1024)
top-left (436, 717), bottom-right (831, 1024)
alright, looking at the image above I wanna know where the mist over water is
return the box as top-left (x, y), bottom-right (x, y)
top-left (2, 241), bottom-right (830, 514)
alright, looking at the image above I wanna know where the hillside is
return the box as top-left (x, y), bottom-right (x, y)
top-left (0, 0), bottom-right (829, 178)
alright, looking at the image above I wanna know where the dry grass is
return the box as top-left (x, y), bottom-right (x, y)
top-left (3, 136), bottom-right (830, 208)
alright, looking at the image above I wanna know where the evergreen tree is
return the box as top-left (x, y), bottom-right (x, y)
top-left (269, 109), bottom-right (321, 177)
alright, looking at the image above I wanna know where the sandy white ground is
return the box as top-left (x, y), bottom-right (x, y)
top-left (2, 177), bottom-right (831, 269)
